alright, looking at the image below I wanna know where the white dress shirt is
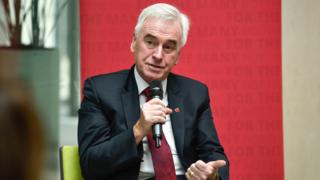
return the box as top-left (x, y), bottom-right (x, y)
top-left (134, 67), bottom-right (185, 178)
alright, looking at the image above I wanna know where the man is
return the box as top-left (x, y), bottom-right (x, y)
top-left (78, 3), bottom-right (229, 180)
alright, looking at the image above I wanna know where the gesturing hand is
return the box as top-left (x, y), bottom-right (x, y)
top-left (185, 160), bottom-right (226, 180)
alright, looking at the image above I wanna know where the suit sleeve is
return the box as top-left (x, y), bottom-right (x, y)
top-left (78, 78), bottom-right (140, 179)
top-left (195, 86), bottom-right (229, 180)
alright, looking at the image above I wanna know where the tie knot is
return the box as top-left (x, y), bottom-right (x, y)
top-left (142, 87), bottom-right (151, 102)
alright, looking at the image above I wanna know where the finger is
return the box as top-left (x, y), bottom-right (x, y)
top-left (194, 160), bottom-right (214, 175)
top-left (144, 104), bottom-right (165, 111)
top-left (165, 107), bottom-right (173, 114)
top-left (148, 98), bottom-right (166, 107)
top-left (143, 110), bottom-right (166, 121)
top-left (143, 108), bottom-right (167, 119)
top-left (185, 172), bottom-right (193, 180)
top-left (194, 160), bottom-right (207, 169)
top-left (185, 172), bottom-right (190, 179)
top-left (207, 160), bottom-right (226, 169)
top-left (190, 163), bottom-right (205, 180)
top-left (150, 115), bottom-right (166, 124)
top-left (145, 105), bottom-right (170, 118)
top-left (148, 109), bottom-right (166, 117)
top-left (148, 105), bottom-right (168, 115)
top-left (186, 168), bottom-right (198, 180)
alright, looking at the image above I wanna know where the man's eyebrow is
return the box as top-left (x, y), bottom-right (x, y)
top-left (144, 34), bottom-right (157, 39)
top-left (166, 40), bottom-right (177, 45)
top-left (144, 34), bottom-right (178, 45)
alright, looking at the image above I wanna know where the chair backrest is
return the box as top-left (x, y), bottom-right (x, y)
top-left (59, 145), bottom-right (84, 180)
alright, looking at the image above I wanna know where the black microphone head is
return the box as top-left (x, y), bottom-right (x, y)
top-left (149, 80), bottom-right (163, 99)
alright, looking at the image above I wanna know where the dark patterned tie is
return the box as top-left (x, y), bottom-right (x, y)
top-left (142, 87), bottom-right (176, 180)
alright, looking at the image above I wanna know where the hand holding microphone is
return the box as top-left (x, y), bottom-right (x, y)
top-left (149, 80), bottom-right (165, 148)
top-left (133, 80), bottom-right (172, 147)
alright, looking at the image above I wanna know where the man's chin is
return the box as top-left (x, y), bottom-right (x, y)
top-left (144, 74), bottom-right (165, 82)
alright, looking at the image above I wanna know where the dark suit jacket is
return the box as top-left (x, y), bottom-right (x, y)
top-left (78, 66), bottom-right (229, 180)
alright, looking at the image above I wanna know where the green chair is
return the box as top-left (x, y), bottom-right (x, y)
top-left (59, 145), bottom-right (84, 180)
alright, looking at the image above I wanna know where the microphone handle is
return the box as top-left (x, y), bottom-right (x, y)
top-left (152, 94), bottom-right (162, 148)
top-left (152, 123), bottom-right (162, 148)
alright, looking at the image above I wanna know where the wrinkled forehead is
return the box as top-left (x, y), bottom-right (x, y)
top-left (139, 17), bottom-right (182, 43)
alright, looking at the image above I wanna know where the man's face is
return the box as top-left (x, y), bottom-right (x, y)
top-left (131, 17), bottom-right (182, 83)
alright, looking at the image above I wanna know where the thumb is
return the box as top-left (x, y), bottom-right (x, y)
top-left (207, 160), bottom-right (226, 169)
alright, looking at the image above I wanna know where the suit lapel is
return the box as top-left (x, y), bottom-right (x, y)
top-left (121, 66), bottom-right (143, 156)
top-left (122, 91), bottom-right (140, 129)
top-left (121, 66), bottom-right (140, 128)
top-left (167, 74), bottom-right (185, 158)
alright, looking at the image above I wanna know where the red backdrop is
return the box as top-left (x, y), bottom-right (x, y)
top-left (80, 0), bottom-right (283, 179)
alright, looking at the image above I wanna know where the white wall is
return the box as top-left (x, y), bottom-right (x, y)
top-left (282, 0), bottom-right (320, 179)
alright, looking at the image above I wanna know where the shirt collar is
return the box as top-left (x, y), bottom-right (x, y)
top-left (134, 66), bottom-right (167, 95)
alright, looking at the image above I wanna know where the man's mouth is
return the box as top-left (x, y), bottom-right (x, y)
top-left (147, 63), bottom-right (165, 69)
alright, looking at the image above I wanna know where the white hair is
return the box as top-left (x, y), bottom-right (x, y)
top-left (134, 3), bottom-right (190, 47)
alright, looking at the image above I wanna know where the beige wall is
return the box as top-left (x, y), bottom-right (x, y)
top-left (282, 0), bottom-right (320, 179)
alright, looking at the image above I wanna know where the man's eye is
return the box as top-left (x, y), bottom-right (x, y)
top-left (164, 45), bottom-right (173, 50)
top-left (145, 40), bottom-right (156, 48)
top-left (163, 44), bottom-right (176, 53)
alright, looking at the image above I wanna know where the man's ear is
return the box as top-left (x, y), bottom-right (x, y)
top-left (130, 34), bottom-right (136, 53)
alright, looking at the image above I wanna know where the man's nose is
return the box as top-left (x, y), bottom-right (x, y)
top-left (152, 45), bottom-right (163, 60)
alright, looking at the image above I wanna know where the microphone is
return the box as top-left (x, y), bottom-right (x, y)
top-left (149, 80), bottom-right (163, 148)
